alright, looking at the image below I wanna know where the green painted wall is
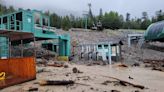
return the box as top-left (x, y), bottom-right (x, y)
top-left (58, 34), bottom-right (71, 56)
top-left (0, 37), bottom-right (9, 58)
top-left (0, 9), bottom-right (71, 57)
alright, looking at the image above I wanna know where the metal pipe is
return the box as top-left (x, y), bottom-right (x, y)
top-left (128, 36), bottom-right (131, 47)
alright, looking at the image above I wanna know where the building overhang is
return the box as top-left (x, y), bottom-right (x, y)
top-left (0, 29), bottom-right (34, 41)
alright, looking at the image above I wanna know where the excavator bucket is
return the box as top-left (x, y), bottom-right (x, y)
top-left (0, 57), bottom-right (36, 89)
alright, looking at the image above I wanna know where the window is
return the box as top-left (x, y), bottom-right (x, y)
top-left (10, 14), bottom-right (14, 22)
top-left (104, 45), bottom-right (108, 49)
top-left (34, 12), bottom-right (41, 25)
top-left (16, 12), bottom-right (23, 30)
top-left (43, 17), bottom-right (48, 26)
top-left (16, 12), bottom-right (22, 21)
top-left (3, 17), bottom-right (7, 24)
top-left (112, 46), bottom-right (116, 55)
top-left (98, 45), bottom-right (102, 49)
top-left (10, 14), bottom-right (15, 30)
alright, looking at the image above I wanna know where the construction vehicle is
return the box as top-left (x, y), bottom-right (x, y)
top-left (0, 9), bottom-right (70, 89)
top-left (88, 3), bottom-right (103, 31)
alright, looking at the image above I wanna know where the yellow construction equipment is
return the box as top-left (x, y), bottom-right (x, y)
top-left (57, 56), bottom-right (69, 61)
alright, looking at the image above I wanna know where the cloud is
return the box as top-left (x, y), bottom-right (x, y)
top-left (2, 0), bottom-right (164, 18)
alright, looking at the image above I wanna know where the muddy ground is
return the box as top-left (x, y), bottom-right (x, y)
top-left (1, 63), bottom-right (164, 92)
top-left (1, 29), bottom-right (164, 92)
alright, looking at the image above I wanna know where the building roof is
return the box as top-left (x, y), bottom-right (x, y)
top-left (145, 20), bottom-right (164, 41)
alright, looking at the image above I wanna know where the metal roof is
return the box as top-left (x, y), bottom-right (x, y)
top-left (144, 20), bottom-right (164, 41)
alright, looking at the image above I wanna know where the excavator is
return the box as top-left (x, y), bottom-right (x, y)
top-left (88, 3), bottom-right (103, 31)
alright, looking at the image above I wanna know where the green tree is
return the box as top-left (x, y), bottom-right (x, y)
top-left (50, 13), bottom-right (62, 28)
top-left (140, 19), bottom-right (151, 29)
top-left (102, 11), bottom-right (123, 29)
top-left (69, 14), bottom-right (76, 28)
top-left (61, 16), bottom-right (71, 30)
top-left (8, 6), bottom-right (15, 13)
top-left (141, 12), bottom-right (151, 29)
top-left (156, 10), bottom-right (164, 21)
top-left (74, 17), bottom-right (83, 28)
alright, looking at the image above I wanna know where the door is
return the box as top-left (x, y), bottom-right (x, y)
top-left (26, 15), bottom-right (33, 32)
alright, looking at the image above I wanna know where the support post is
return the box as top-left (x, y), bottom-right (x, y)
top-left (108, 43), bottom-right (112, 65)
top-left (128, 35), bottom-right (131, 47)
top-left (14, 14), bottom-right (16, 30)
top-left (119, 44), bottom-right (122, 63)
top-left (115, 45), bottom-right (118, 62)
top-left (81, 45), bottom-right (84, 59)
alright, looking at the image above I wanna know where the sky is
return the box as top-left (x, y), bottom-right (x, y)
top-left (1, 0), bottom-right (164, 18)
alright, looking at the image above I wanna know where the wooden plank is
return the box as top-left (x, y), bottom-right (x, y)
top-left (0, 59), bottom-right (9, 73)
top-left (0, 57), bottom-right (36, 89)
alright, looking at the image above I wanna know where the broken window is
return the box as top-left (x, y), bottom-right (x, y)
top-left (43, 17), bottom-right (48, 26)
top-left (98, 45), bottom-right (102, 49)
top-left (111, 46), bottom-right (116, 55)
top-left (10, 14), bottom-right (14, 22)
top-left (3, 16), bottom-right (7, 29)
top-left (3, 17), bottom-right (7, 24)
top-left (10, 14), bottom-right (15, 30)
top-left (34, 12), bottom-right (41, 25)
top-left (16, 12), bottom-right (23, 30)
top-left (104, 45), bottom-right (108, 49)
top-left (53, 45), bottom-right (57, 52)
top-left (16, 12), bottom-right (22, 21)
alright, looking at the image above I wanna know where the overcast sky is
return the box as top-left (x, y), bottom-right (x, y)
top-left (1, 0), bottom-right (164, 18)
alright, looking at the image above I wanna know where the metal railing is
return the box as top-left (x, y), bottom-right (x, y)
top-left (0, 20), bottom-right (22, 31)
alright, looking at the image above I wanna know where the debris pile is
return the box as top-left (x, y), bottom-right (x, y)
top-left (11, 47), bottom-right (56, 58)
top-left (39, 80), bottom-right (74, 86)
top-left (143, 59), bottom-right (164, 72)
top-left (102, 76), bottom-right (145, 89)
top-left (72, 67), bottom-right (83, 73)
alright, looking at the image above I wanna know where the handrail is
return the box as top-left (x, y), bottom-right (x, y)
top-left (0, 20), bottom-right (23, 31)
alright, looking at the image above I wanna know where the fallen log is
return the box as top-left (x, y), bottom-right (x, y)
top-left (38, 80), bottom-right (90, 87)
top-left (27, 87), bottom-right (38, 91)
top-left (103, 76), bottom-right (145, 89)
top-left (75, 82), bottom-right (91, 86)
top-left (111, 90), bottom-right (120, 92)
top-left (117, 64), bottom-right (128, 68)
top-left (39, 80), bottom-right (74, 86)
top-left (47, 64), bottom-right (64, 67)
top-left (152, 67), bottom-right (162, 71)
